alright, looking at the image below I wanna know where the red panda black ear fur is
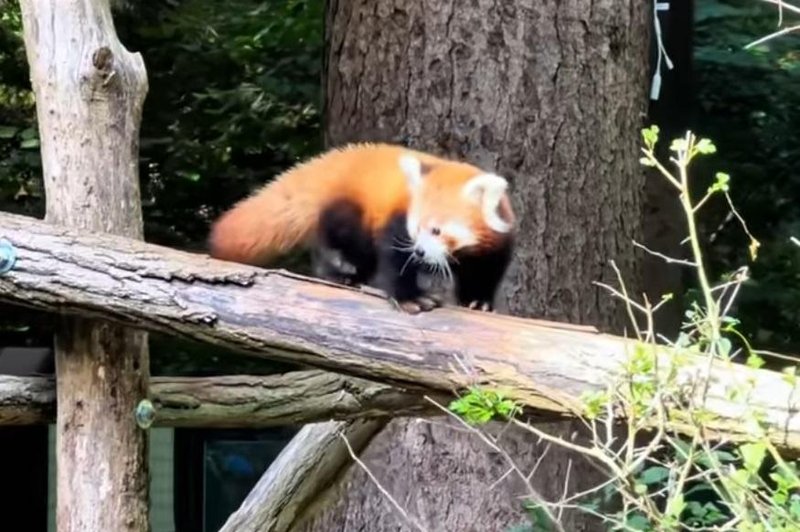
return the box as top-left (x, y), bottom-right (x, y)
top-left (462, 173), bottom-right (513, 233)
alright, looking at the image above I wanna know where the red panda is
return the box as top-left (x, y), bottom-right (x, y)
top-left (208, 143), bottom-right (515, 313)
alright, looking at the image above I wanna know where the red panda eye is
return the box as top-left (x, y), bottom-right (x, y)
top-left (431, 227), bottom-right (441, 236)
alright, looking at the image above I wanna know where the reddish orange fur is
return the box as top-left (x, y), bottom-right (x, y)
top-left (208, 143), bottom-right (513, 265)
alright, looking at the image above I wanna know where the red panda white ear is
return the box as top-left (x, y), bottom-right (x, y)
top-left (462, 173), bottom-right (512, 233)
top-left (399, 154), bottom-right (424, 190)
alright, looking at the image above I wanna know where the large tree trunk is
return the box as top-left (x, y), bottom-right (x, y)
top-left (18, 1), bottom-right (150, 531)
top-left (307, 0), bottom-right (650, 530)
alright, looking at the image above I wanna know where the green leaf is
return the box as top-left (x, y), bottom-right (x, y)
top-left (695, 138), bottom-right (717, 154)
top-left (790, 494), bottom-right (800, 519)
top-left (523, 502), bottom-right (556, 532)
top-left (177, 171), bottom-right (201, 182)
top-left (718, 337), bottom-right (732, 357)
top-left (670, 138), bottom-right (689, 152)
top-left (581, 389), bottom-right (609, 419)
top-left (639, 466), bottom-right (670, 485)
top-left (639, 156), bottom-right (656, 167)
top-left (720, 315), bottom-right (740, 326)
top-left (673, 438), bottom-right (693, 462)
top-left (624, 513), bottom-right (651, 531)
top-left (665, 493), bottom-right (686, 520)
top-left (738, 442), bottom-right (766, 474)
top-left (0, 126), bottom-right (18, 139)
top-left (641, 125), bottom-right (660, 149)
top-left (712, 449), bottom-right (739, 463)
top-left (20, 138), bottom-right (40, 149)
top-left (746, 353), bottom-right (765, 369)
top-left (730, 468), bottom-right (755, 488)
top-left (708, 172), bottom-right (731, 194)
top-left (449, 387), bottom-right (520, 425)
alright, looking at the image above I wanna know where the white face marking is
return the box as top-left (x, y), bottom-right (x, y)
top-left (442, 222), bottom-right (478, 248)
top-left (414, 231), bottom-right (448, 264)
top-left (406, 207), bottom-right (420, 239)
top-left (401, 154), bottom-right (424, 238)
top-left (411, 221), bottom-right (477, 267)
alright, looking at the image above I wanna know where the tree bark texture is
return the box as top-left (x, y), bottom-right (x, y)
top-left (0, 212), bottom-right (792, 451)
top-left (18, 1), bottom-right (150, 531)
top-left (219, 419), bottom-right (384, 532)
top-left (0, 371), bottom-right (444, 428)
top-left (313, 0), bottom-right (652, 530)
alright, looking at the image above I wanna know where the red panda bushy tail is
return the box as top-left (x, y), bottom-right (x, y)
top-left (208, 160), bottom-right (337, 266)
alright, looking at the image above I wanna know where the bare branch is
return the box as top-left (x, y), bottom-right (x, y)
top-left (633, 240), bottom-right (697, 267)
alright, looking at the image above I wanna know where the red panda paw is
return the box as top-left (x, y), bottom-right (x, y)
top-left (468, 300), bottom-right (494, 313)
top-left (394, 295), bottom-right (442, 314)
top-left (418, 294), bottom-right (443, 309)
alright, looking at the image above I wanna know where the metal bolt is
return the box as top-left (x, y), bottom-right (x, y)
top-left (0, 239), bottom-right (16, 274)
top-left (135, 399), bottom-right (156, 429)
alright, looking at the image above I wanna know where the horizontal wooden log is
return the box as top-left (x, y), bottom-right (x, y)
top-left (0, 374), bottom-right (55, 425)
top-left (0, 371), bottom-right (442, 427)
top-left (1, 211), bottom-right (800, 452)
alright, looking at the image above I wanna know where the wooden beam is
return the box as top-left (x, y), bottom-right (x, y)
top-left (1, 212), bottom-right (800, 452)
top-left (219, 420), bottom-right (384, 532)
top-left (0, 371), bottom-right (442, 427)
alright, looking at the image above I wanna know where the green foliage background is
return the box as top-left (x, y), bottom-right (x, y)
top-left (692, 0), bottom-right (800, 356)
top-left (0, 0), bottom-right (324, 374)
top-left (1, 0), bottom-right (323, 246)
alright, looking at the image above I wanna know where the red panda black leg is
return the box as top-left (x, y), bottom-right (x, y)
top-left (316, 200), bottom-right (378, 286)
top-left (377, 213), bottom-right (440, 314)
top-left (311, 245), bottom-right (359, 285)
top-left (452, 239), bottom-right (513, 313)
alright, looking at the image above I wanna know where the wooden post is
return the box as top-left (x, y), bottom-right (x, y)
top-left (18, 1), bottom-right (150, 530)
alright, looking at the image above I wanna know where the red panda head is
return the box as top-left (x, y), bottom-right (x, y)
top-left (399, 153), bottom-right (515, 269)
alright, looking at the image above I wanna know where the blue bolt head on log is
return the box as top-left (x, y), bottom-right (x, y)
top-left (135, 399), bottom-right (156, 429)
top-left (0, 240), bottom-right (16, 274)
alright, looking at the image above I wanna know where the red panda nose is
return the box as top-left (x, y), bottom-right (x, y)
top-left (413, 248), bottom-right (425, 258)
